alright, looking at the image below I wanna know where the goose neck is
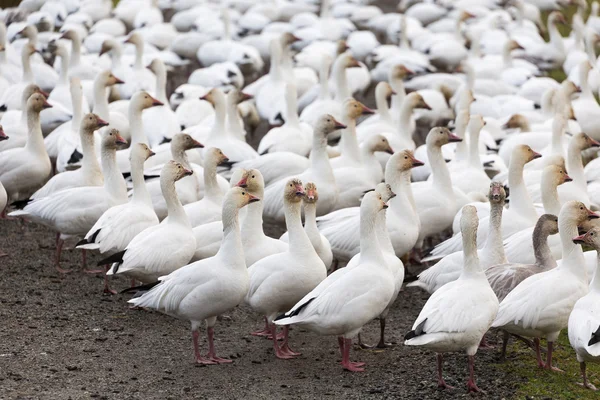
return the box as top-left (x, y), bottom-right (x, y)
top-left (284, 200), bottom-right (316, 258)
top-left (58, 53), bottom-right (69, 86)
top-left (208, 95), bottom-right (227, 141)
top-left (461, 220), bottom-right (483, 277)
top-left (128, 104), bottom-right (148, 145)
top-left (502, 44), bottom-right (513, 68)
top-left (550, 121), bottom-right (564, 155)
top-left (427, 142), bottom-right (453, 192)
top-left (154, 64), bottom-right (167, 104)
top-left (533, 225), bottom-right (557, 269)
top-left (548, 19), bottom-right (566, 55)
top-left (21, 52), bottom-right (33, 83)
top-left (203, 159), bottom-right (223, 203)
top-left (92, 78), bottom-right (110, 120)
top-left (390, 83), bottom-right (405, 113)
top-left (318, 59), bottom-right (330, 100)
top-left (216, 200), bottom-right (245, 266)
top-left (339, 118), bottom-right (361, 163)
top-left (130, 156), bottom-right (152, 206)
top-left (241, 187), bottom-right (265, 237)
top-left (269, 42), bottom-right (283, 81)
top-left (541, 177), bottom-right (562, 215)
top-left (80, 129), bottom-right (101, 180)
top-left (483, 201), bottom-right (507, 263)
top-left (376, 209), bottom-right (395, 255)
top-left (387, 168), bottom-right (417, 215)
top-left (375, 90), bottom-right (392, 122)
top-left (359, 206), bottom-right (386, 265)
top-left (333, 59), bottom-right (350, 101)
top-left (591, 253), bottom-right (600, 292)
top-left (398, 97), bottom-right (415, 141)
top-left (567, 143), bottom-right (586, 189)
top-left (454, 110), bottom-right (469, 161)
top-left (71, 91), bottom-right (82, 130)
top-left (101, 145), bottom-right (127, 201)
top-left (162, 176), bottom-right (189, 227)
top-left (558, 215), bottom-right (586, 279)
top-left (25, 108), bottom-right (47, 155)
top-left (304, 202), bottom-right (321, 243)
top-left (134, 41), bottom-right (144, 70)
top-left (467, 125), bottom-right (482, 169)
top-left (68, 37), bottom-right (81, 68)
top-left (508, 158), bottom-right (538, 220)
top-left (309, 134), bottom-right (335, 183)
top-left (110, 46), bottom-right (123, 70)
top-left (172, 148), bottom-right (191, 169)
top-left (284, 90), bottom-right (300, 127)
top-left (586, 34), bottom-right (597, 62)
top-left (226, 98), bottom-right (244, 137)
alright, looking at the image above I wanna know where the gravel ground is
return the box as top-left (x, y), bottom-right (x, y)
top-left (0, 218), bottom-right (524, 400)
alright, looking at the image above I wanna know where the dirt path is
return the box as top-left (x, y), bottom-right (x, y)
top-left (0, 219), bottom-right (522, 399)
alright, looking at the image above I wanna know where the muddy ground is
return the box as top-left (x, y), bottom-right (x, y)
top-left (0, 218), bottom-right (525, 400)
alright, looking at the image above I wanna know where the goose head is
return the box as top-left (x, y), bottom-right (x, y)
top-left (338, 51), bottom-right (361, 69)
top-left (0, 125), bottom-right (7, 141)
top-left (146, 58), bottom-right (166, 75)
top-left (129, 143), bottom-right (155, 163)
top-left (426, 127), bottom-right (461, 148)
top-left (280, 32), bottom-right (300, 47)
top-left (101, 128), bottom-right (127, 150)
top-left (537, 214), bottom-right (559, 238)
top-left (571, 132), bottom-right (600, 152)
top-left (304, 182), bottom-right (319, 204)
top-left (284, 178), bottom-right (305, 204)
top-left (48, 40), bottom-right (68, 58)
top-left (131, 91), bottom-right (163, 111)
top-left (343, 98), bottom-right (373, 121)
top-left (23, 83), bottom-right (48, 101)
top-left (376, 81), bottom-right (395, 100)
top-left (506, 39), bottom-right (524, 52)
top-left (406, 92), bottom-right (431, 110)
top-left (573, 226), bottom-right (600, 247)
top-left (390, 149), bottom-right (424, 172)
top-left (204, 147), bottom-right (229, 168)
top-left (468, 114), bottom-right (486, 132)
top-left (513, 144), bottom-right (541, 166)
top-left (99, 39), bottom-right (120, 56)
top-left (200, 88), bottom-right (226, 106)
top-left (542, 163), bottom-right (572, 187)
top-left (124, 32), bottom-right (143, 46)
top-left (314, 114), bottom-right (346, 137)
top-left (59, 29), bottom-right (79, 42)
top-left (503, 114), bottom-right (529, 131)
top-left (562, 201), bottom-right (599, 233)
top-left (390, 64), bottom-right (414, 82)
top-left (81, 113), bottom-right (109, 134)
top-left (171, 133), bottom-right (203, 153)
top-left (162, 160), bottom-right (193, 183)
top-left (28, 92), bottom-right (52, 113)
top-left (226, 186), bottom-right (260, 210)
top-left (228, 88), bottom-right (253, 105)
top-left (548, 11), bottom-right (567, 27)
top-left (488, 182), bottom-right (506, 205)
top-left (15, 25), bottom-right (37, 42)
top-left (363, 190), bottom-right (388, 214)
top-left (365, 134), bottom-right (394, 155)
top-left (97, 70), bottom-right (124, 87)
top-left (336, 40), bottom-right (350, 55)
top-left (236, 169), bottom-right (263, 193)
top-left (375, 182), bottom-right (396, 203)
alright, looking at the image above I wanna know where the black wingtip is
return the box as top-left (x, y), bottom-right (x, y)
top-left (77, 229), bottom-right (101, 247)
top-left (143, 174), bottom-right (160, 180)
top-left (275, 297), bottom-right (316, 321)
top-left (120, 281), bottom-right (160, 294)
top-left (220, 160), bottom-right (235, 169)
top-left (404, 318), bottom-right (427, 341)
top-left (97, 250), bottom-right (126, 267)
top-left (11, 198), bottom-right (31, 209)
top-left (160, 136), bottom-right (172, 144)
top-left (122, 172), bottom-right (131, 179)
top-left (67, 149), bottom-right (83, 165)
top-left (0, 105), bottom-right (6, 112)
top-left (588, 325), bottom-right (600, 346)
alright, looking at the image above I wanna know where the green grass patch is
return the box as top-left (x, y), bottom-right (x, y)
top-left (500, 331), bottom-right (600, 399)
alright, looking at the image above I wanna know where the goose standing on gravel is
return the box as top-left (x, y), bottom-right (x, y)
top-left (247, 178), bottom-right (327, 359)
top-left (103, 161), bottom-right (196, 283)
top-left (492, 201), bottom-right (597, 372)
top-left (10, 129), bottom-right (128, 273)
top-left (77, 144), bottom-right (158, 294)
top-left (0, 93), bottom-right (52, 203)
top-left (129, 187), bottom-right (257, 365)
top-left (404, 205), bottom-right (499, 393)
top-left (569, 227), bottom-right (600, 391)
top-left (275, 190), bottom-right (394, 371)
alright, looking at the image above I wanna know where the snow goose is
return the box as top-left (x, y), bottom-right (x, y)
top-left (280, 182), bottom-right (333, 270)
top-left (10, 128), bottom-right (128, 273)
top-left (492, 201), bottom-right (597, 371)
top-left (263, 115), bottom-right (344, 223)
top-left (33, 113), bottom-right (106, 200)
top-left (409, 182), bottom-right (507, 294)
top-left (572, 61), bottom-right (600, 141)
top-left (0, 84), bottom-right (45, 152)
top-left (318, 150), bottom-right (422, 265)
top-left (77, 143), bottom-right (157, 293)
top-left (569, 226), bottom-right (600, 390)
top-left (59, 29), bottom-right (100, 81)
top-left (103, 161), bottom-right (196, 283)
top-left (0, 43), bottom-right (39, 111)
top-left (180, 147), bottom-right (229, 228)
top-left (119, 32), bottom-right (156, 99)
top-left (330, 98), bottom-right (375, 170)
top-left (10, 25), bottom-right (58, 93)
top-left (0, 93), bottom-right (52, 203)
top-left (128, 187), bottom-right (256, 365)
top-left (515, 11), bottom-right (567, 71)
top-left (486, 214), bottom-right (558, 360)
top-left (412, 127), bottom-right (462, 249)
top-left (90, 70), bottom-right (129, 142)
top-left (428, 144), bottom-right (541, 259)
top-left (354, 81), bottom-right (394, 135)
top-left (404, 205), bottom-right (499, 392)
top-left (257, 82), bottom-right (313, 156)
top-left (142, 58), bottom-right (180, 148)
top-left (247, 178), bottom-right (327, 359)
top-left (274, 190), bottom-right (394, 370)
top-left (144, 134), bottom-right (205, 220)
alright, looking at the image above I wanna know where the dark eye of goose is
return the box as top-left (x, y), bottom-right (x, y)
top-left (404, 156), bottom-right (408, 159)
top-left (242, 192), bottom-right (245, 195)
top-left (252, 175), bottom-right (255, 178)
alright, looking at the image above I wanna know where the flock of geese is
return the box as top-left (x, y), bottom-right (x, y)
top-left (3, 0), bottom-right (600, 394)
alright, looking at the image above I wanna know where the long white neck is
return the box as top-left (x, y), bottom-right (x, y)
top-left (585, 32), bottom-right (597, 63)
top-left (338, 117), bottom-right (360, 163)
top-left (376, 208), bottom-right (395, 255)
top-left (333, 57), bottom-right (350, 101)
top-left (427, 141), bottom-right (453, 193)
top-left (216, 199), bottom-right (245, 267)
top-left (68, 36), bottom-right (81, 68)
top-left (375, 87), bottom-right (392, 122)
top-left (25, 107), bottom-right (47, 156)
top-left (241, 184), bottom-right (266, 237)
top-left (284, 199), bottom-right (317, 258)
top-left (130, 156), bottom-right (153, 207)
top-left (502, 43), bottom-right (514, 68)
top-left (153, 63), bottom-right (167, 104)
top-left (454, 110), bottom-right (469, 161)
top-left (358, 206), bottom-right (386, 265)
top-left (80, 129), bottom-right (101, 181)
top-left (567, 142), bottom-right (586, 190)
top-left (284, 89), bottom-right (300, 127)
top-left (304, 202), bottom-right (322, 249)
top-left (387, 168), bottom-right (418, 219)
top-left (133, 40), bottom-right (143, 70)
top-left (390, 81), bottom-right (406, 112)
top-left (172, 146), bottom-right (190, 169)
top-left (21, 52), bottom-right (33, 83)
top-left (398, 96), bottom-right (416, 142)
top-left (92, 78), bottom-right (110, 119)
top-left (318, 58), bottom-right (330, 100)
top-left (128, 103), bottom-right (148, 145)
top-left (550, 118), bottom-right (565, 156)
top-left (163, 176), bottom-right (189, 226)
top-left (101, 145), bottom-right (127, 201)
top-left (58, 52), bottom-right (69, 86)
top-left (226, 97), bottom-right (244, 139)
top-left (269, 41), bottom-right (283, 82)
top-left (548, 18), bottom-right (566, 55)
top-left (467, 124), bottom-right (483, 170)
top-left (208, 93), bottom-right (227, 142)
top-left (541, 177), bottom-right (562, 215)
top-left (483, 200), bottom-right (507, 264)
top-left (460, 219), bottom-right (485, 278)
top-left (203, 158), bottom-right (223, 203)
top-left (508, 156), bottom-right (538, 220)
top-left (591, 252), bottom-right (600, 292)
top-left (309, 132), bottom-right (335, 185)
top-left (110, 44), bottom-right (123, 70)
top-left (558, 214), bottom-right (586, 281)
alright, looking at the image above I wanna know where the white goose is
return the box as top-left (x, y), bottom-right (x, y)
top-left (90, 70), bottom-right (129, 142)
top-left (492, 201), bottom-right (596, 371)
top-left (263, 115), bottom-right (344, 223)
top-left (329, 98), bottom-right (375, 170)
top-left (0, 43), bottom-right (40, 111)
top-left (569, 226), bottom-right (600, 391)
top-left (247, 178), bottom-right (327, 359)
top-left (0, 93), bottom-right (52, 203)
top-left (128, 187), bottom-right (256, 365)
top-left (404, 205), bottom-right (499, 393)
top-left (58, 29), bottom-right (100, 81)
top-left (103, 161), bottom-right (196, 283)
top-left (10, 128), bottom-right (128, 273)
top-left (0, 84), bottom-right (45, 152)
top-left (118, 32), bottom-right (156, 99)
top-left (274, 190), bottom-right (394, 371)
top-left (33, 113), bottom-right (106, 200)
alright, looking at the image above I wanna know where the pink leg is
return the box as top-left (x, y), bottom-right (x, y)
top-left (478, 334), bottom-right (494, 349)
top-left (466, 355), bottom-right (483, 393)
top-left (534, 338), bottom-right (545, 368)
top-left (193, 330), bottom-right (216, 365)
top-left (251, 316), bottom-right (272, 337)
top-left (578, 362), bottom-right (598, 390)
top-left (437, 353), bottom-right (454, 389)
top-left (206, 326), bottom-right (232, 363)
top-left (341, 338), bottom-right (365, 372)
top-left (103, 265), bottom-right (117, 295)
top-left (279, 326), bottom-right (301, 357)
top-left (544, 341), bottom-right (564, 372)
top-left (130, 278), bottom-right (137, 288)
top-left (270, 323), bottom-right (294, 359)
top-left (82, 250), bottom-right (104, 274)
top-left (55, 236), bottom-right (71, 274)
top-left (338, 336), bottom-right (345, 356)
